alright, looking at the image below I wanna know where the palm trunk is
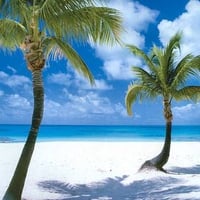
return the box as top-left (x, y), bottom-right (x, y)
top-left (151, 121), bottom-right (171, 169)
top-left (3, 69), bottom-right (44, 200)
top-left (139, 99), bottom-right (172, 172)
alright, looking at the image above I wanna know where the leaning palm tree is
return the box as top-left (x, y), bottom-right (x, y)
top-left (0, 1), bottom-right (122, 199)
top-left (125, 32), bottom-right (200, 172)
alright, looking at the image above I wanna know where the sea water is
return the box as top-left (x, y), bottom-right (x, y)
top-left (0, 124), bottom-right (200, 142)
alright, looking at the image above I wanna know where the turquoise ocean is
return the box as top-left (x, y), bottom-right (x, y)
top-left (0, 125), bottom-right (200, 142)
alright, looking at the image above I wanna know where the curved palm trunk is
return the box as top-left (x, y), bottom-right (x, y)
top-left (3, 70), bottom-right (44, 200)
top-left (139, 99), bottom-right (172, 172)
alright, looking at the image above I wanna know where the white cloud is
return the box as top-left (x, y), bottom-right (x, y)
top-left (67, 91), bottom-right (124, 115)
top-left (0, 93), bottom-right (32, 123)
top-left (173, 103), bottom-right (200, 123)
top-left (110, 0), bottom-right (158, 32)
top-left (48, 72), bottom-right (112, 90)
top-left (47, 73), bottom-right (72, 86)
top-left (75, 75), bottom-right (113, 90)
top-left (102, 58), bottom-right (142, 80)
top-left (43, 91), bottom-right (126, 124)
top-left (87, 79), bottom-right (113, 90)
top-left (158, 0), bottom-right (200, 56)
top-left (93, 0), bottom-right (158, 80)
top-left (0, 71), bottom-right (31, 87)
top-left (7, 94), bottom-right (31, 109)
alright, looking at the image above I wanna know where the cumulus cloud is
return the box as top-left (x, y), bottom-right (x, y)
top-left (74, 74), bottom-right (113, 90)
top-left (83, 79), bottom-right (113, 90)
top-left (0, 71), bottom-right (31, 87)
top-left (7, 94), bottom-right (31, 109)
top-left (0, 93), bottom-right (32, 123)
top-left (102, 59), bottom-right (140, 80)
top-left (43, 91), bottom-right (126, 124)
top-left (48, 72), bottom-right (112, 90)
top-left (158, 0), bottom-right (200, 56)
top-left (173, 103), bottom-right (200, 124)
top-left (93, 0), bottom-right (158, 80)
top-left (47, 73), bottom-right (72, 86)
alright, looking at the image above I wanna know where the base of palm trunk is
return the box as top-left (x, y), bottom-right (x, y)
top-left (3, 193), bottom-right (15, 200)
top-left (138, 121), bottom-right (172, 173)
top-left (139, 160), bottom-right (167, 173)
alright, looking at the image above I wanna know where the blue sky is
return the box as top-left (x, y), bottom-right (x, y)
top-left (0, 0), bottom-right (200, 125)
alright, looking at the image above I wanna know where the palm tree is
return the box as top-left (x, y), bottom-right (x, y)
top-left (125, 32), bottom-right (200, 172)
top-left (0, 1), bottom-right (122, 199)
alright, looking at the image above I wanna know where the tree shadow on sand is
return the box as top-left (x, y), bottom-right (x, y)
top-left (38, 170), bottom-right (200, 200)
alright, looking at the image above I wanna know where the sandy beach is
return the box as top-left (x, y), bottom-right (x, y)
top-left (1, 141), bottom-right (200, 200)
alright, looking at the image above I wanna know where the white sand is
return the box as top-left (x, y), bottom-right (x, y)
top-left (0, 141), bottom-right (200, 200)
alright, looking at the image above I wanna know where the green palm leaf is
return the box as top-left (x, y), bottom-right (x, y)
top-left (0, 19), bottom-right (26, 49)
top-left (174, 86), bottom-right (200, 101)
top-left (171, 54), bottom-right (194, 87)
top-left (41, 5), bottom-right (122, 44)
top-left (126, 44), bottom-right (156, 72)
top-left (161, 32), bottom-right (181, 75)
top-left (82, 6), bottom-right (122, 44)
top-left (2, 0), bottom-right (122, 45)
top-left (132, 67), bottom-right (160, 90)
top-left (125, 32), bottom-right (200, 116)
top-left (125, 84), bottom-right (144, 116)
top-left (43, 37), bottom-right (94, 84)
top-left (171, 54), bottom-right (200, 88)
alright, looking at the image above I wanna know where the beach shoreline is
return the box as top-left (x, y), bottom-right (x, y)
top-left (1, 141), bottom-right (200, 199)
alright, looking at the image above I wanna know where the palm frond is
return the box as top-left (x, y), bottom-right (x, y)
top-left (150, 32), bottom-right (182, 88)
top-left (174, 86), bottom-right (200, 101)
top-left (171, 54), bottom-right (194, 88)
top-left (162, 32), bottom-right (182, 82)
top-left (125, 82), bottom-right (159, 115)
top-left (185, 55), bottom-right (200, 72)
top-left (171, 54), bottom-right (200, 88)
top-left (126, 45), bottom-right (157, 73)
top-left (0, 19), bottom-right (26, 49)
top-left (125, 32), bottom-right (200, 120)
top-left (40, 5), bottom-right (122, 45)
top-left (0, 1), bottom-right (36, 36)
top-left (83, 6), bottom-right (122, 45)
top-left (1, 0), bottom-right (28, 18)
top-left (132, 66), bottom-right (161, 91)
top-left (151, 46), bottom-right (171, 88)
top-left (164, 32), bottom-right (181, 57)
top-left (151, 45), bottom-right (164, 66)
top-left (41, 0), bottom-right (97, 10)
top-left (125, 84), bottom-right (144, 116)
top-left (43, 37), bottom-right (94, 85)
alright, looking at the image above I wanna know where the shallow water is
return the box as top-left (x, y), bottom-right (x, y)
top-left (0, 124), bottom-right (199, 142)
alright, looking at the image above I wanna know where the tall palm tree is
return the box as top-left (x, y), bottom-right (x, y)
top-left (125, 32), bottom-right (200, 172)
top-left (0, 1), bottom-right (122, 199)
